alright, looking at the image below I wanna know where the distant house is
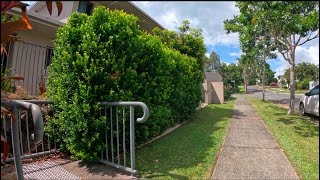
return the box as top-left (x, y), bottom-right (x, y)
top-left (3, 1), bottom-right (164, 96)
top-left (202, 72), bottom-right (224, 104)
top-left (277, 75), bottom-right (288, 88)
top-left (309, 80), bottom-right (319, 90)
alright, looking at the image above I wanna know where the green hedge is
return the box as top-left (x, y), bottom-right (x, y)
top-left (297, 79), bottom-right (311, 90)
top-left (46, 6), bottom-right (203, 161)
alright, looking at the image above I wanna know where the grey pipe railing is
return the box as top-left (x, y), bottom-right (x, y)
top-left (2, 100), bottom-right (56, 164)
top-left (2, 99), bottom-right (44, 143)
top-left (99, 101), bottom-right (149, 174)
top-left (101, 101), bottom-right (149, 123)
top-left (1, 98), bottom-right (44, 180)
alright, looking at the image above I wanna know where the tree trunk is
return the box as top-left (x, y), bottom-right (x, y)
top-left (244, 77), bottom-right (248, 93)
top-left (243, 65), bottom-right (248, 93)
top-left (287, 50), bottom-right (296, 115)
top-left (262, 49), bottom-right (266, 101)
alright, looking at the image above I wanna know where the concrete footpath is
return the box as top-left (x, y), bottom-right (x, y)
top-left (211, 94), bottom-right (299, 179)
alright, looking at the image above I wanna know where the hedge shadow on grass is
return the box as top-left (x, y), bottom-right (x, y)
top-left (135, 102), bottom-right (234, 179)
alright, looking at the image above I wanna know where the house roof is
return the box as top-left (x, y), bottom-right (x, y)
top-left (92, 1), bottom-right (166, 32)
top-left (28, 1), bottom-right (165, 33)
top-left (8, 8), bottom-right (65, 39)
top-left (127, 1), bottom-right (165, 31)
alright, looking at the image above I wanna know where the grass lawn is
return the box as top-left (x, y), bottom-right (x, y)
top-left (135, 98), bottom-right (236, 179)
top-left (266, 87), bottom-right (308, 94)
top-left (248, 97), bottom-right (319, 180)
top-left (237, 85), bottom-right (246, 94)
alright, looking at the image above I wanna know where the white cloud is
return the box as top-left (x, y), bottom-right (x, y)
top-left (221, 61), bottom-right (231, 66)
top-left (132, 1), bottom-right (318, 74)
top-left (132, 1), bottom-right (240, 47)
top-left (159, 12), bottom-right (179, 31)
top-left (274, 57), bottom-right (290, 78)
top-left (295, 42), bottom-right (319, 65)
top-left (229, 51), bottom-right (243, 57)
top-left (274, 38), bottom-right (319, 77)
top-left (205, 53), bottom-right (210, 58)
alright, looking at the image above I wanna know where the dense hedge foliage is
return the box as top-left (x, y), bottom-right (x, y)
top-left (46, 6), bottom-right (204, 161)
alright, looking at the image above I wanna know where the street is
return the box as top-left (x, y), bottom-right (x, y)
top-left (246, 85), bottom-right (304, 110)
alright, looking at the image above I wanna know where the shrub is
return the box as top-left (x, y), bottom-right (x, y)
top-left (297, 79), bottom-right (310, 90)
top-left (46, 6), bottom-right (203, 161)
top-left (224, 85), bottom-right (233, 100)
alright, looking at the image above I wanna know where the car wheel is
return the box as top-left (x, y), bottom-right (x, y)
top-left (299, 103), bottom-right (305, 116)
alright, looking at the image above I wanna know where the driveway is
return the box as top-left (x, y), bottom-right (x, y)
top-left (246, 85), bottom-right (303, 110)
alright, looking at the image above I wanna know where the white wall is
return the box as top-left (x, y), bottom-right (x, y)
top-left (17, 30), bottom-right (54, 47)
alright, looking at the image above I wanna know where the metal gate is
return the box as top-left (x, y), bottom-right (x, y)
top-left (1, 100), bottom-right (149, 179)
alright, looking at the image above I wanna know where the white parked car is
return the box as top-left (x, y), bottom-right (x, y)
top-left (299, 85), bottom-right (319, 116)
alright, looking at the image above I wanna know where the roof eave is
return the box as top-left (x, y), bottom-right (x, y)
top-left (8, 7), bottom-right (65, 28)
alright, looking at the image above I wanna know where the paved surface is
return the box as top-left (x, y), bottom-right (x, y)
top-left (2, 157), bottom-right (132, 180)
top-left (23, 161), bottom-right (81, 180)
top-left (246, 85), bottom-right (303, 109)
top-left (54, 158), bottom-right (132, 179)
top-left (211, 94), bottom-right (299, 179)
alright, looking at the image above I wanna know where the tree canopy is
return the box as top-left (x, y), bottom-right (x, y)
top-left (153, 20), bottom-right (206, 73)
top-left (224, 1), bottom-right (319, 114)
top-left (204, 51), bottom-right (222, 73)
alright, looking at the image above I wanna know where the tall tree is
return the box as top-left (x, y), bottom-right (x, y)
top-left (205, 51), bottom-right (222, 73)
top-left (220, 62), bottom-right (243, 87)
top-left (224, 3), bottom-right (277, 95)
top-left (225, 2), bottom-right (319, 114)
top-left (284, 62), bottom-right (319, 82)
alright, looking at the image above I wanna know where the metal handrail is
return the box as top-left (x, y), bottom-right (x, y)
top-left (1, 100), bottom-right (149, 178)
top-left (99, 101), bottom-right (149, 174)
top-left (101, 101), bottom-right (149, 123)
top-left (2, 100), bottom-right (56, 164)
top-left (1, 99), bottom-right (44, 143)
top-left (1, 98), bottom-right (45, 180)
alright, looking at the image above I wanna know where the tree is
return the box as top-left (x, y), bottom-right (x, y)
top-left (254, 62), bottom-right (276, 85)
top-left (220, 62), bottom-right (243, 86)
top-left (153, 20), bottom-right (206, 73)
top-left (224, 2), bottom-right (277, 96)
top-left (225, 2), bottom-right (319, 114)
top-left (205, 51), bottom-right (222, 73)
top-left (242, 2), bottom-right (318, 114)
top-left (237, 55), bottom-right (254, 93)
top-left (284, 62), bottom-right (319, 89)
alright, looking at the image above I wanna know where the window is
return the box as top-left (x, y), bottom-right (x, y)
top-left (78, 1), bottom-right (93, 15)
top-left (309, 85), bottom-right (319, 96)
top-left (45, 47), bottom-right (53, 68)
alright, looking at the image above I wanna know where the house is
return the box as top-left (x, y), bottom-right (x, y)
top-left (202, 72), bottom-right (224, 104)
top-left (277, 75), bottom-right (288, 88)
top-left (309, 80), bottom-right (319, 90)
top-left (3, 1), bottom-right (165, 96)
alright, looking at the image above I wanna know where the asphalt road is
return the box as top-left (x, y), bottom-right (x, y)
top-left (246, 85), bottom-right (304, 109)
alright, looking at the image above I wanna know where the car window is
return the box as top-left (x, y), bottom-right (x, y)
top-left (309, 85), bottom-right (319, 96)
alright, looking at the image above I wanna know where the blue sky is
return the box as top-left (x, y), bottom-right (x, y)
top-left (23, 1), bottom-right (319, 77)
top-left (131, 1), bottom-right (319, 78)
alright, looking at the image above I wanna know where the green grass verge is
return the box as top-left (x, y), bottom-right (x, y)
top-left (136, 98), bottom-right (236, 179)
top-left (248, 97), bottom-right (319, 180)
top-left (266, 87), bottom-right (308, 94)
